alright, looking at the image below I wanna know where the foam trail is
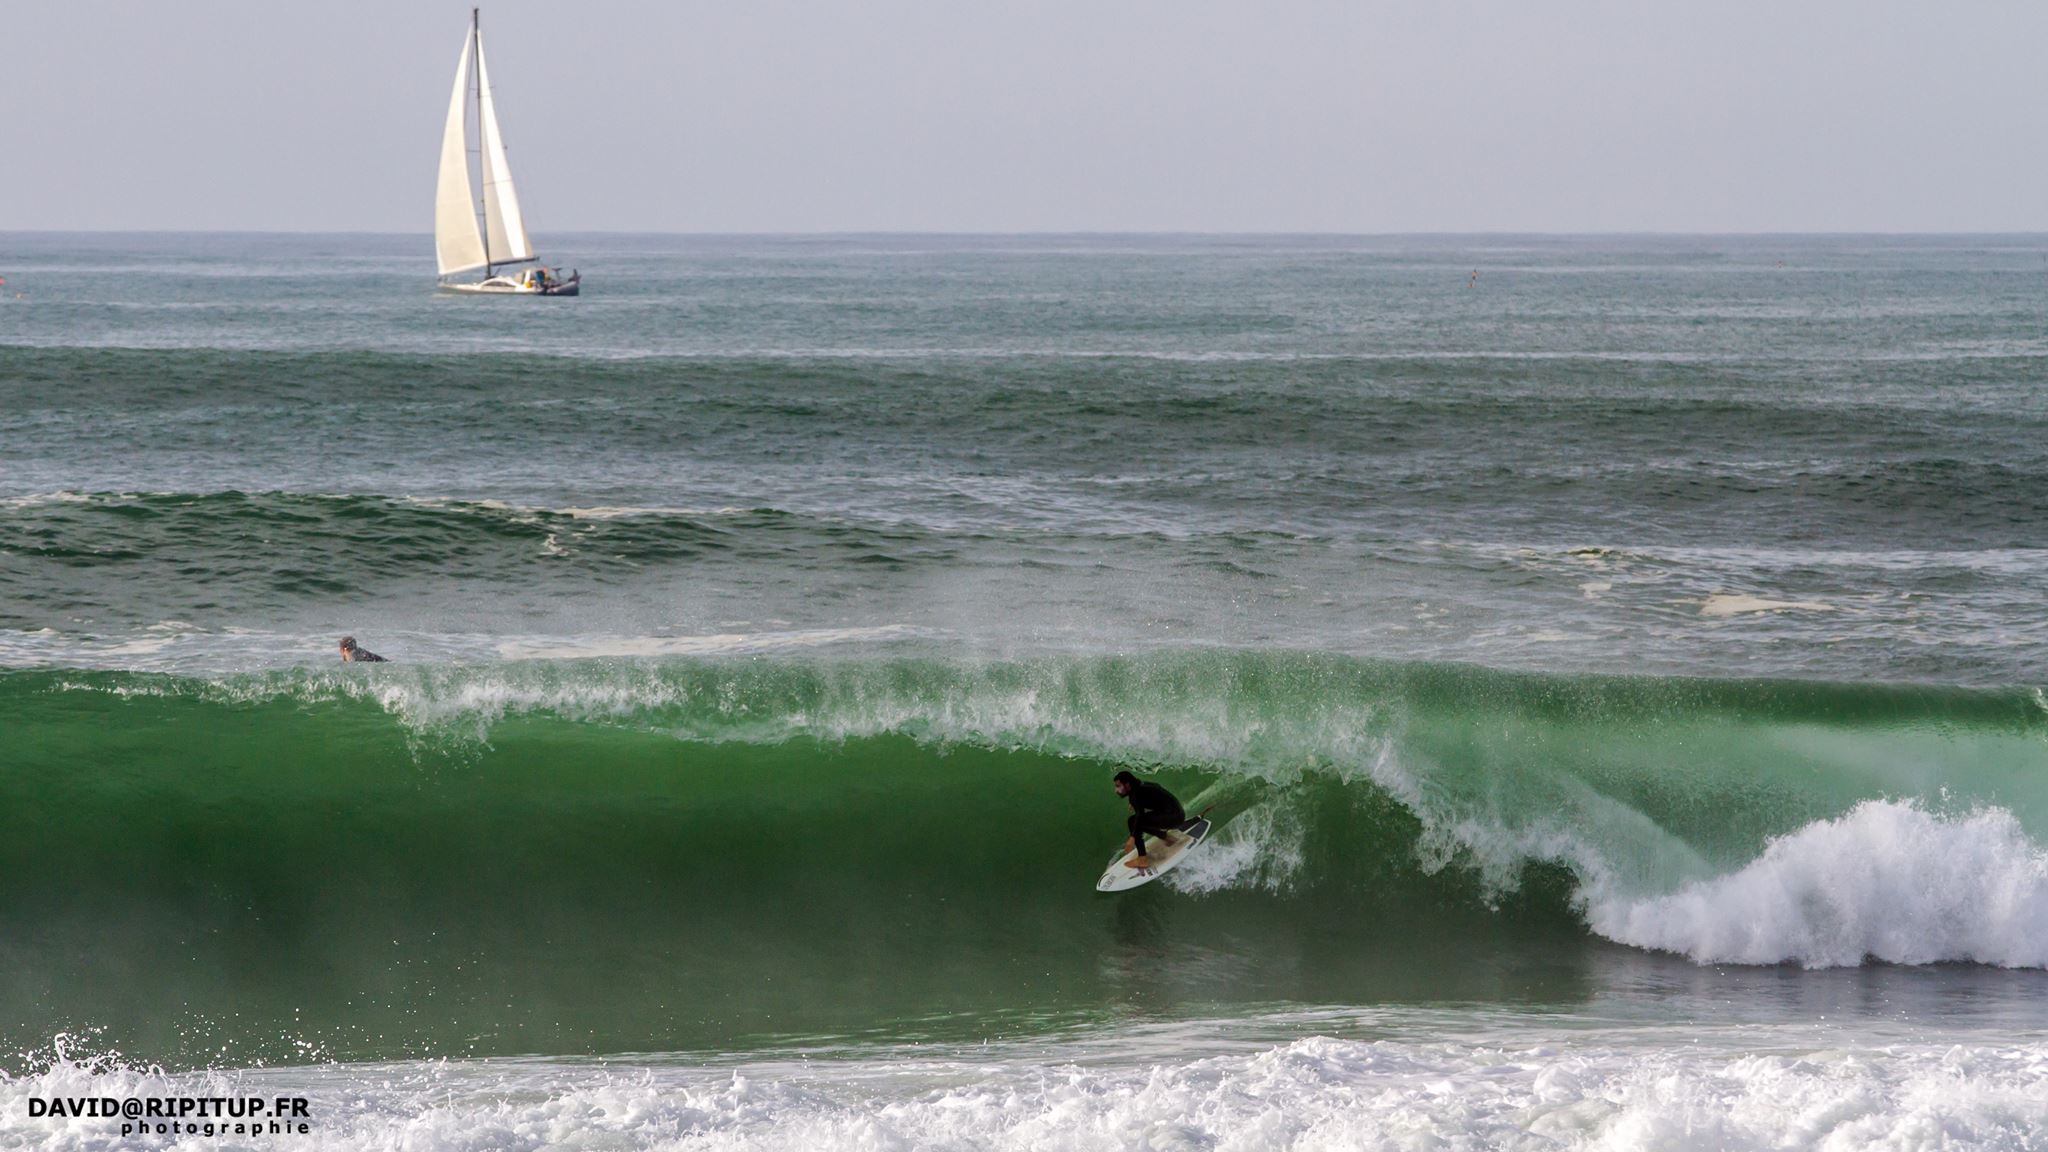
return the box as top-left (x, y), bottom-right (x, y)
top-left (1588, 800), bottom-right (2048, 968)
top-left (1167, 800), bottom-right (1306, 894)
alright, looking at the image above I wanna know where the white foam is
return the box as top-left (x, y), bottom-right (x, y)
top-left (551, 504), bottom-right (748, 520)
top-left (492, 626), bottom-right (929, 661)
top-left (1588, 800), bottom-right (2048, 968)
top-left (1167, 800), bottom-right (1305, 894)
top-left (5, 1024), bottom-right (2044, 1151)
top-left (0, 625), bottom-right (192, 666)
top-left (0, 624), bottom-right (927, 674)
top-left (1700, 593), bottom-right (1838, 617)
top-left (0, 490), bottom-right (103, 509)
top-left (394, 495), bottom-right (742, 520)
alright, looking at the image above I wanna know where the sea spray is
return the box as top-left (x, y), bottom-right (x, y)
top-left (1587, 800), bottom-right (2048, 967)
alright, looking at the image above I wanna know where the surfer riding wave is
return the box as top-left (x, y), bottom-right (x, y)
top-left (1114, 770), bottom-right (1185, 868)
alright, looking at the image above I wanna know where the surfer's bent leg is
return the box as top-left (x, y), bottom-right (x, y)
top-left (1128, 814), bottom-right (1164, 857)
top-left (1128, 814), bottom-right (1176, 857)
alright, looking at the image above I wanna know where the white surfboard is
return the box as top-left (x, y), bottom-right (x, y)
top-left (1095, 817), bottom-right (1211, 892)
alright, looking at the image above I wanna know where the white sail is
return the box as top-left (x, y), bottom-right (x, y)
top-left (475, 31), bottom-right (534, 265)
top-left (434, 33), bottom-right (487, 277)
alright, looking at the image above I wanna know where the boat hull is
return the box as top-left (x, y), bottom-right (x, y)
top-left (439, 273), bottom-right (580, 296)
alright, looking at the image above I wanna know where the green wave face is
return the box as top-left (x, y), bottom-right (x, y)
top-left (5, 652), bottom-right (2047, 1069)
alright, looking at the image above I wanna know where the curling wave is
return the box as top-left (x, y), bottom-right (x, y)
top-left (13, 652), bottom-right (2048, 962)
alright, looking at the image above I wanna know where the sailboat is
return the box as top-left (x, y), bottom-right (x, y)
top-left (435, 9), bottom-right (579, 295)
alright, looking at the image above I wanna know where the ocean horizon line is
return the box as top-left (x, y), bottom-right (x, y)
top-left (7, 227), bottom-right (2048, 240)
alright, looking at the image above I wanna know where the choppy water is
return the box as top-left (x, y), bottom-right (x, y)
top-left (3, 233), bottom-right (2047, 1149)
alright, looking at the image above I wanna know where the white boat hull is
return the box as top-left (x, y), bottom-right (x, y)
top-left (438, 271), bottom-right (580, 296)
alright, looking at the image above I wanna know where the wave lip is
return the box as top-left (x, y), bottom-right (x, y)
top-left (1589, 800), bottom-right (2048, 968)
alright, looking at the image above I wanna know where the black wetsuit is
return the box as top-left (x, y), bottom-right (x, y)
top-left (345, 647), bottom-right (386, 663)
top-left (1125, 779), bottom-right (1186, 858)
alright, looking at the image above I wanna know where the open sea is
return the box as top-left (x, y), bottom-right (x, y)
top-left (3, 232), bottom-right (2048, 1149)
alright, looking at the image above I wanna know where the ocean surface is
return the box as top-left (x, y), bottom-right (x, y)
top-left (3, 232), bottom-right (2048, 1149)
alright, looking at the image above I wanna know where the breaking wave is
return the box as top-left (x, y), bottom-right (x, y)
top-left (10, 652), bottom-right (2047, 970)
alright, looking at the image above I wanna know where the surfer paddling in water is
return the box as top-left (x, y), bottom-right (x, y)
top-left (338, 636), bottom-right (386, 663)
top-left (1114, 770), bottom-right (1185, 869)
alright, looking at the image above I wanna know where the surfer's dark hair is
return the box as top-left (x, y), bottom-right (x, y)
top-left (1112, 770), bottom-right (1139, 786)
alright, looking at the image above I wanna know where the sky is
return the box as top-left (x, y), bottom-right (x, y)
top-left (4, 1), bottom-right (2045, 233)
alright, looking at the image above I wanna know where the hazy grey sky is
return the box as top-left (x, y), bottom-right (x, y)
top-left (6, 1), bottom-right (2045, 233)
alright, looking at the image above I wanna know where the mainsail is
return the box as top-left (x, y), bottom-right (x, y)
top-left (434, 35), bottom-right (486, 276)
top-left (475, 32), bottom-right (534, 266)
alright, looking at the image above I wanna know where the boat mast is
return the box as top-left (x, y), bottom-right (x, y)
top-left (474, 7), bottom-right (492, 274)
